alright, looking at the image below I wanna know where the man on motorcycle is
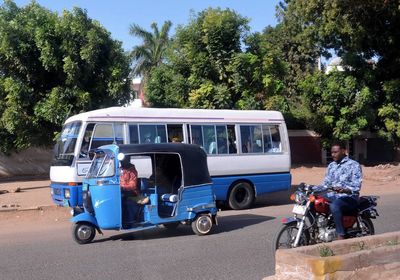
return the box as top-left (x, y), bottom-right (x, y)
top-left (319, 141), bottom-right (362, 240)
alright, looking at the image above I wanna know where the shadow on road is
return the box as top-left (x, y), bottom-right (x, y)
top-left (93, 213), bottom-right (274, 243)
top-left (254, 185), bottom-right (298, 208)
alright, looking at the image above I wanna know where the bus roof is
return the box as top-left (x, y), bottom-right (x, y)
top-left (65, 107), bottom-right (285, 124)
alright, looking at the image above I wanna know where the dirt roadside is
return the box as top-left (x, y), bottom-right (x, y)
top-left (0, 163), bottom-right (398, 213)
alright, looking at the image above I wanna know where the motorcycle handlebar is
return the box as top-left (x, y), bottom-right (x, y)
top-left (298, 183), bottom-right (352, 195)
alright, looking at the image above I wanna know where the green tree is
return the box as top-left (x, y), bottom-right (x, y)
top-left (274, 0), bottom-right (400, 144)
top-left (0, 1), bottom-right (131, 152)
top-left (145, 64), bottom-right (188, 108)
top-left (129, 20), bottom-right (172, 79)
top-left (378, 80), bottom-right (400, 145)
top-left (145, 8), bottom-right (289, 110)
top-left (263, 1), bottom-right (325, 97)
top-left (300, 71), bottom-right (375, 145)
top-left (232, 32), bottom-right (288, 111)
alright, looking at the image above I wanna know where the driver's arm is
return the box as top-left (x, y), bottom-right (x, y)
top-left (347, 163), bottom-right (362, 193)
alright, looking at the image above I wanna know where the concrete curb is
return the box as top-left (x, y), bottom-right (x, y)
top-left (0, 205), bottom-right (57, 213)
top-left (0, 174), bottom-right (49, 183)
top-left (266, 231), bottom-right (400, 280)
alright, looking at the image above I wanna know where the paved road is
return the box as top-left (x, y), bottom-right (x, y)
top-left (1, 191), bottom-right (399, 280)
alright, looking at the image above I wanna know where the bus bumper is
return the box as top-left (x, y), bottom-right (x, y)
top-left (50, 182), bottom-right (83, 207)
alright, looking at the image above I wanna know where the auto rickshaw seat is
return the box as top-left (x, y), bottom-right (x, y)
top-left (140, 178), bottom-right (155, 195)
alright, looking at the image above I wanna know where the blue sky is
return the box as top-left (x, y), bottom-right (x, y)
top-left (13, 0), bottom-right (281, 51)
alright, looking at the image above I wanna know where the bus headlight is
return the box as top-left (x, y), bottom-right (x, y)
top-left (64, 189), bottom-right (71, 199)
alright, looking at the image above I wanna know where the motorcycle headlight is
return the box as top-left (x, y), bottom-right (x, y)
top-left (64, 189), bottom-right (71, 199)
top-left (295, 191), bottom-right (307, 204)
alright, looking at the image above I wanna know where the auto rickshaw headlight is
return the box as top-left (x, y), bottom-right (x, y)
top-left (64, 189), bottom-right (71, 199)
top-left (117, 153), bottom-right (125, 161)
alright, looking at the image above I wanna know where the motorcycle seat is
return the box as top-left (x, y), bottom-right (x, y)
top-left (358, 196), bottom-right (373, 211)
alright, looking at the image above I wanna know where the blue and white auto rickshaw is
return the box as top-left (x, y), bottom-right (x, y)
top-left (70, 143), bottom-right (218, 244)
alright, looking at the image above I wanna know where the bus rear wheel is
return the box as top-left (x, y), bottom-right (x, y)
top-left (228, 182), bottom-right (255, 210)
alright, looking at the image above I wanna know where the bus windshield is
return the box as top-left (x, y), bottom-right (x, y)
top-left (86, 152), bottom-right (115, 178)
top-left (52, 121), bottom-right (82, 166)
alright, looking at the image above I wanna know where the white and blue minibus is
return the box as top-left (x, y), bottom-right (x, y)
top-left (50, 107), bottom-right (291, 210)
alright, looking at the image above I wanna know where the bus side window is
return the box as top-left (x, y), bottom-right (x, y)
top-left (90, 124), bottom-right (114, 149)
top-left (240, 125), bottom-right (262, 153)
top-left (129, 124), bottom-right (139, 144)
top-left (114, 123), bottom-right (124, 145)
top-left (167, 124), bottom-right (184, 143)
top-left (139, 124), bottom-right (167, 144)
top-left (79, 123), bottom-right (95, 158)
top-left (216, 125), bottom-right (228, 154)
top-left (264, 125), bottom-right (281, 153)
top-left (202, 125), bottom-right (216, 154)
top-left (240, 126), bottom-right (250, 153)
top-left (264, 125), bottom-right (282, 153)
top-left (190, 125), bottom-right (204, 147)
top-left (227, 125), bottom-right (237, 154)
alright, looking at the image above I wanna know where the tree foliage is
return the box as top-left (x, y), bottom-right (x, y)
top-left (129, 20), bottom-right (172, 79)
top-left (300, 71), bottom-right (375, 144)
top-left (146, 8), bottom-right (289, 111)
top-left (0, 1), bottom-right (131, 152)
top-left (274, 0), bottom-right (400, 145)
top-left (145, 64), bottom-right (188, 108)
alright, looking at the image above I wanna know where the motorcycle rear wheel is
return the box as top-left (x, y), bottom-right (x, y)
top-left (273, 221), bottom-right (310, 251)
top-left (359, 216), bottom-right (375, 236)
top-left (347, 216), bottom-right (375, 238)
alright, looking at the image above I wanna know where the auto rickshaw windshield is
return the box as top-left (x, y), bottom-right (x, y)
top-left (86, 151), bottom-right (115, 178)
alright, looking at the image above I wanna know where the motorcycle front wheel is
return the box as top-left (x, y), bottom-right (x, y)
top-left (273, 221), bottom-right (310, 251)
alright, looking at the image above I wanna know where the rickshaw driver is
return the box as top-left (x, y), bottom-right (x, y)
top-left (120, 157), bottom-right (149, 226)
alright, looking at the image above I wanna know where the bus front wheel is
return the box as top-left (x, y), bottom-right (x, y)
top-left (228, 182), bottom-right (255, 210)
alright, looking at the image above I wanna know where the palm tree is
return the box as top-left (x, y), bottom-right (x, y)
top-left (129, 20), bottom-right (172, 79)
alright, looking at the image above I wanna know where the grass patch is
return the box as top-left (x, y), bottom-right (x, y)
top-left (386, 239), bottom-right (399, 246)
top-left (319, 245), bottom-right (335, 257)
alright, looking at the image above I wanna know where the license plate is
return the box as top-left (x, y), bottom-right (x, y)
top-left (292, 205), bottom-right (307, 215)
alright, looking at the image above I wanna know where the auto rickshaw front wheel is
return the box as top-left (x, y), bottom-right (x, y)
top-left (191, 214), bottom-right (213, 236)
top-left (72, 222), bottom-right (96, 244)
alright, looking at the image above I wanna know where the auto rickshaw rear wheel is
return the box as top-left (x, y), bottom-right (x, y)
top-left (72, 222), bottom-right (96, 244)
top-left (191, 214), bottom-right (213, 236)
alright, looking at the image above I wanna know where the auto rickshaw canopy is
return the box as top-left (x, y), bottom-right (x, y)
top-left (117, 143), bottom-right (212, 188)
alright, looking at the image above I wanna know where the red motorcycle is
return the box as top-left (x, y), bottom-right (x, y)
top-left (274, 183), bottom-right (379, 250)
